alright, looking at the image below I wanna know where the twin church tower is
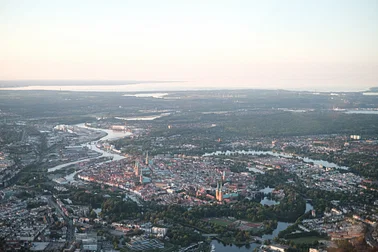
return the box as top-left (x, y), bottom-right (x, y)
top-left (134, 152), bottom-right (149, 184)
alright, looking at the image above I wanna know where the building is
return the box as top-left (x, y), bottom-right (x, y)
top-left (126, 237), bottom-right (164, 251)
top-left (215, 181), bottom-right (223, 202)
top-left (134, 161), bottom-right (140, 176)
top-left (111, 125), bottom-right (127, 131)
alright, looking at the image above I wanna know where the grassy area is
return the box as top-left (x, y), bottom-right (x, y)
top-left (288, 236), bottom-right (326, 244)
top-left (248, 227), bottom-right (263, 233)
top-left (208, 218), bottom-right (233, 227)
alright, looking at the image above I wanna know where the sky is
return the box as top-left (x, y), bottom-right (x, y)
top-left (0, 0), bottom-right (378, 91)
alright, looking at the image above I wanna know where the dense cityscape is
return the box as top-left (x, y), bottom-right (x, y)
top-left (2, 0), bottom-right (378, 250)
top-left (0, 89), bottom-right (378, 252)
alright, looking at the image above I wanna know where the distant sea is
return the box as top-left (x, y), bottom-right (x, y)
top-left (0, 80), bottom-right (372, 93)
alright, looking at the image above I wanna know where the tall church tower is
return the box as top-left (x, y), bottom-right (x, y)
top-left (218, 182), bottom-right (223, 201)
top-left (139, 167), bottom-right (143, 184)
top-left (216, 181), bottom-right (223, 202)
top-left (145, 151), bottom-right (149, 165)
top-left (134, 161), bottom-right (140, 176)
top-left (215, 181), bottom-right (219, 200)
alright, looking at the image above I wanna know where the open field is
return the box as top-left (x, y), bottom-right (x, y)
top-left (205, 217), bottom-right (234, 227)
top-left (236, 220), bottom-right (264, 231)
top-left (204, 218), bottom-right (264, 231)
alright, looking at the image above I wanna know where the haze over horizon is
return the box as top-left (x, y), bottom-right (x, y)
top-left (1, 0), bottom-right (377, 92)
top-left (0, 79), bottom-right (375, 93)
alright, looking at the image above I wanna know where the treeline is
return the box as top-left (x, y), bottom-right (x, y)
top-left (100, 198), bottom-right (140, 222)
top-left (256, 170), bottom-right (358, 212)
top-left (153, 110), bottom-right (378, 140)
top-left (0, 125), bottom-right (22, 144)
top-left (166, 225), bottom-right (204, 247)
top-left (255, 170), bottom-right (299, 188)
top-left (139, 203), bottom-right (274, 244)
top-left (140, 194), bottom-right (305, 239)
top-left (275, 189), bottom-right (306, 222)
top-left (342, 153), bottom-right (378, 179)
top-left (278, 222), bottom-right (324, 239)
top-left (280, 145), bottom-right (378, 180)
top-left (70, 190), bottom-right (107, 208)
top-left (131, 110), bottom-right (378, 159)
top-left (221, 112), bottom-right (378, 137)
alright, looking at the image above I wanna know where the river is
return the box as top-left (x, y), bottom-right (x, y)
top-left (204, 150), bottom-right (349, 170)
top-left (344, 110), bottom-right (378, 115)
top-left (115, 112), bottom-right (170, 121)
top-left (48, 124), bottom-right (131, 176)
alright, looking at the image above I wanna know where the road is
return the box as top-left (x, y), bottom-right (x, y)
top-left (47, 196), bottom-right (75, 242)
top-left (365, 225), bottom-right (378, 248)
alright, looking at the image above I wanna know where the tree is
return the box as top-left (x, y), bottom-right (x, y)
top-left (89, 209), bottom-right (97, 219)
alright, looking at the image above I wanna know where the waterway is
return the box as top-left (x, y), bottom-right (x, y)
top-left (210, 221), bottom-right (291, 251)
top-left (122, 93), bottom-right (169, 99)
top-left (260, 187), bottom-right (274, 194)
top-left (46, 124), bottom-right (146, 206)
top-left (115, 112), bottom-right (170, 121)
top-left (345, 110), bottom-right (378, 115)
top-left (204, 150), bottom-right (348, 170)
top-left (260, 197), bottom-right (279, 206)
top-left (76, 123), bottom-right (132, 142)
top-left (211, 186), bottom-right (314, 251)
top-left (305, 202), bottom-right (314, 213)
top-left (259, 187), bottom-right (279, 206)
top-left (48, 124), bottom-right (131, 175)
top-left (259, 187), bottom-right (315, 209)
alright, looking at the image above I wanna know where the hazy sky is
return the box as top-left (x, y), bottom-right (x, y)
top-left (1, 0), bottom-right (377, 91)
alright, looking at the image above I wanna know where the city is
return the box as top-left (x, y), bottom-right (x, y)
top-left (1, 1), bottom-right (378, 251)
top-left (0, 89), bottom-right (378, 251)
